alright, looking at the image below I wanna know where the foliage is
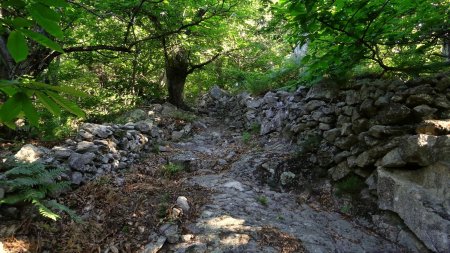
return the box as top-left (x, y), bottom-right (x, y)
top-left (157, 192), bottom-right (171, 218)
top-left (249, 123), bottom-right (261, 135)
top-left (242, 131), bottom-right (251, 144)
top-left (296, 134), bottom-right (322, 156)
top-left (279, 0), bottom-right (450, 82)
top-left (335, 175), bottom-right (366, 195)
top-left (163, 162), bottom-right (184, 176)
top-left (170, 111), bottom-right (198, 123)
top-left (1, 0), bottom-right (66, 63)
top-left (256, 195), bottom-right (268, 206)
top-left (0, 78), bottom-right (86, 129)
top-left (0, 0), bottom-right (87, 130)
top-left (0, 162), bottom-right (78, 221)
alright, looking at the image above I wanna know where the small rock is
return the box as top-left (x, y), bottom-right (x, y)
top-left (328, 161), bottom-right (351, 181)
top-left (413, 105), bottom-right (437, 119)
top-left (53, 147), bottom-right (73, 159)
top-left (323, 128), bottom-right (340, 142)
top-left (209, 86), bottom-right (228, 100)
top-left (68, 152), bottom-right (95, 170)
top-left (109, 245), bottom-right (119, 253)
top-left (304, 100), bottom-right (325, 112)
top-left (142, 236), bottom-right (166, 253)
top-left (82, 123), bottom-right (113, 138)
top-left (159, 224), bottom-right (180, 243)
top-left (378, 148), bottom-right (406, 168)
top-left (170, 207), bottom-right (183, 219)
top-left (71, 172), bottom-right (84, 185)
top-left (172, 131), bottom-right (184, 141)
top-left (223, 181), bottom-right (244, 191)
top-left (280, 171), bottom-right (296, 185)
top-left (135, 120), bottom-right (153, 133)
top-left (185, 243), bottom-right (207, 253)
top-left (176, 196), bottom-right (190, 212)
top-left (76, 141), bottom-right (99, 153)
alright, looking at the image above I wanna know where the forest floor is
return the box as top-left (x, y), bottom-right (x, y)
top-left (1, 114), bottom-right (412, 253)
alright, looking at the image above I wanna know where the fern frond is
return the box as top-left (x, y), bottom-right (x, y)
top-left (46, 181), bottom-right (70, 194)
top-left (0, 193), bottom-right (28, 205)
top-left (32, 199), bottom-right (60, 221)
top-left (32, 167), bottom-right (67, 185)
top-left (44, 167), bottom-right (68, 180)
top-left (7, 177), bottom-right (40, 188)
top-left (4, 162), bottom-right (46, 177)
top-left (44, 200), bottom-right (81, 223)
top-left (23, 189), bottom-right (46, 201)
top-left (1, 161), bottom-right (76, 221)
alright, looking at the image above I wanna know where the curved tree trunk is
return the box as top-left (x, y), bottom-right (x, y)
top-left (165, 46), bottom-right (190, 109)
top-left (167, 71), bottom-right (187, 107)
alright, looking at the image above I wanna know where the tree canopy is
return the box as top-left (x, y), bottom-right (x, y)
top-left (279, 0), bottom-right (450, 81)
top-left (0, 0), bottom-right (449, 134)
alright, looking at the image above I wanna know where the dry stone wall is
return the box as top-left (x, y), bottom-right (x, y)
top-left (12, 104), bottom-right (193, 186)
top-left (199, 74), bottom-right (450, 253)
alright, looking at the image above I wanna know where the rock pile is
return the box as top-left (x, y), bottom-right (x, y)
top-left (199, 74), bottom-right (450, 253)
top-left (13, 104), bottom-right (194, 185)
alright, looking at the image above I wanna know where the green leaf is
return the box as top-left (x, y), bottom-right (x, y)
top-left (1, 0), bottom-right (26, 8)
top-left (0, 79), bottom-right (19, 88)
top-left (50, 86), bottom-right (87, 97)
top-left (37, 0), bottom-right (69, 8)
top-left (7, 31), bottom-right (28, 63)
top-left (21, 94), bottom-right (40, 126)
top-left (0, 92), bottom-right (25, 126)
top-left (32, 3), bottom-right (61, 22)
top-left (35, 91), bottom-right (61, 116)
top-left (46, 91), bottom-right (85, 118)
top-left (0, 86), bottom-right (18, 97)
top-left (32, 199), bottom-right (60, 221)
top-left (28, 5), bottom-right (64, 39)
top-left (28, 81), bottom-right (87, 97)
top-left (20, 29), bottom-right (64, 52)
top-left (11, 17), bottom-right (33, 28)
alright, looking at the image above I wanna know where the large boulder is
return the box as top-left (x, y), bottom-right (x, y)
top-left (377, 164), bottom-right (450, 253)
top-left (376, 103), bottom-right (412, 125)
top-left (378, 134), bottom-right (450, 167)
top-left (14, 144), bottom-right (46, 163)
top-left (81, 123), bottom-right (113, 138)
top-left (305, 81), bottom-right (337, 101)
top-left (416, 120), bottom-right (450, 135)
top-left (118, 109), bottom-right (148, 123)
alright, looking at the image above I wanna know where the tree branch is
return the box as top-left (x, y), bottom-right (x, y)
top-left (187, 49), bottom-right (237, 74)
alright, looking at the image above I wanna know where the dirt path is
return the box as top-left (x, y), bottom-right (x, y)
top-left (157, 116), bottom-right (408, 253)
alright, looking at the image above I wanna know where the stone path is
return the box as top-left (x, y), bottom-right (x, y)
top-left (162, 117), bottom-right (411, 253)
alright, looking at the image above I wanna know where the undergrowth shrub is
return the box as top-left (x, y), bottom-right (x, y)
top-left (0, 162), bottom-right (78, 221)
top-left (335, 175), bottom-right (366, 195)
top-left (163, 162), bottom-right (184, 176)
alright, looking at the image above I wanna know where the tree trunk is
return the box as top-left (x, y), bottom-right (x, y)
top-left (165, 46), bottom-right (190, 109)
top-left (167, 70), bottom-right (187, 107)
top-left (444, 34), bottom-right (450, 62)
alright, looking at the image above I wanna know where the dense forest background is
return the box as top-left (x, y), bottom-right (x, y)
top-left (0, 0), bottom-right (449, 139)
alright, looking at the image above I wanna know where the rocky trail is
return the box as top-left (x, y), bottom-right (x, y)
top-left (146, 116), bottom-right (413, 253)
top-left (4, 75), bottom-right (450, 253)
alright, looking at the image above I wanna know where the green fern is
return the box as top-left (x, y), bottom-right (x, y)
top-left (0, 162), bottom-right (79, 221)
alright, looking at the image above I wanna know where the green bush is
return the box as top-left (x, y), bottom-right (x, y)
top-left (0, 162), bottom-right (78, 221)
top-left (163, 162), bottom-right (184, 176)
top-left (336, 175), bottom-right (366, 195)
top-left (242, 131), bottom-right (251, 144)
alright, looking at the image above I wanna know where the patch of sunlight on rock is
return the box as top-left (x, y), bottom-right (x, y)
top-left (221, 233), bottom-right (250, 246)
